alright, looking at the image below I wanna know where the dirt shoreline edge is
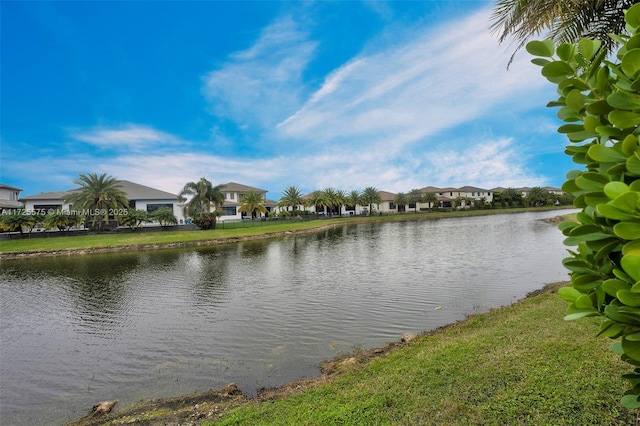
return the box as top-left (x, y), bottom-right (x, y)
top-left (67, 281), bottom-right (567, 426)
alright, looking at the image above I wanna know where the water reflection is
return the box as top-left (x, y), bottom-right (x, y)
top-left (0, 211), bottom-right (571, 425)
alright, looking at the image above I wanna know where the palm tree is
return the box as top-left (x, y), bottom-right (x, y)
top-left (394, 192), bottom-right (408, 213)
top-left (490, 0), bottom-right (634, 66)
top-left (179, 177), bottom-right (225, 217)
top-left (322, 188), bottom-right (346, 216)
top-left (361, 187), bottom-right (381, 214)
top-left (238, 191), bottom-right (267, 219)
top-left (65, 173), bottom-right (129, 231)
top-left (408, 189), bottom-right (423, 213)
top-left (306, 190), bottom-right (327, 216)
top-left (525, 186), bottom-right (551, 206)
top-left (278, 186), bottom-right (304, 215)
top-left (346, 190), bottom-right (361, 215)
top-left (423, 192), bottom-right (438, 212)
top-left (43, 210), bottom-right (78, 232)
top-left (118, 209), bottom-right (151, 230)
top-left (334, 190), bottom-right (347, 217)
top-left (0, 211), bottom-right (42, 235)
top-left (501, 187), bottom-right (522, 207)
top-left (152, 207), bottom-right (178, 227)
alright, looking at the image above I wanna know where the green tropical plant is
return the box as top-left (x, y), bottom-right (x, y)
top-left (306, 190), bottom-right (327, 216)
top-left (151, 207), bottom-right (177, 227)
top-left (526, 186), bottom-right (552, 206)
top-left (192, 212), bottom-right (219, 230)
top-left (361, 187), bottom-right (381, 214)
top-left (64, 173), bottom-right (129, 231)
top-left (394, 192), bottom-right (408, 213)
top-left (179, 177), bottom-right (225, 217)
top-left (118, 209), bottom-right (151, 230)
top-left (408, 188), bottom-right (423, 212)
top-left (423, 191), bottom-right (438, 212)
top-left (43, 210), bottom-right (79, 232)
top-left (346, 190), bottom-right (362, 214)
top-left (527, 3), bottom-right (640, 407)
top-left (278, 186), bottom-right (304, 215)
top-left (491, 0), bottom-right (634, 67)
top-left (0, 211), bottom-right (42, 235)
top-left (238, 191), bottom-right (267, 219)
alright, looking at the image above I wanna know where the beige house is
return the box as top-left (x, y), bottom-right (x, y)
top-left (217, 182), bottom-right (277, 221)
top-left (0, 183), bottom-right (23, 212)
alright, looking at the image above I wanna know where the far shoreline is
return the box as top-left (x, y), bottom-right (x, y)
top-left (0, 207), bottom-right (574, 260)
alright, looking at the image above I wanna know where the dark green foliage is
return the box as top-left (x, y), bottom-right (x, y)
top-left (192, 212), bottom-right (219, 230)
top-left (528, 3), bottom-right (640, 408)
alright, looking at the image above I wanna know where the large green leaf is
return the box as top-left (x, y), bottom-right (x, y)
top-left (604, 278), bottom-right (631, 297)
top-left (622, 134), bottom-right (638, 156)
top-left (623, 335), bottom-right (640, 362)
top-left (609, 191), bottom-right (639, 212)
top-left (575, 172), bottom-right (609, 190)
top-left (627, 3), bottom-right (640, 31)
top-left (624, 241), bottom-right (640, 256)
top-left (587, 144), bottom-right (628, 162)
top-left (558, 286), bottom-right (583, 302)
top-left (628, 153), bottom-right (640, 175)
top-left (614, 222), bottom-right (640, 240)
top-left (608, 91), bottom-right (640, 110)
top-left (622, 49), bottom-right (640, 76)
top-left (526, 40), bottom-right (555, 57)
top-left (618, 290), bottom-right (640, 307)
top-left (621, 394), bottom-right (640, 409)
top-left (587, 99), bottom-right (614, 115)
top-left (604, 182), bottom-right (630, 199)
top-left (597, 204), bottom-right (637, 220)
top-left (579, 39), bottom-right (601, 61)
top-left (609, 110), bottom-right (640, 128)
top-left (566, 89), bottom-right (586, 111)
top-left (542, 61), bottom-right (575, 80)
top-left (605, 305), bottom-right (640, 326)
top-left (622, 255), bottom-right (640, 282)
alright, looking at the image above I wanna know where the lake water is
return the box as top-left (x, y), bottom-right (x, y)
top-left (0, 211), bottom-right (571, 425)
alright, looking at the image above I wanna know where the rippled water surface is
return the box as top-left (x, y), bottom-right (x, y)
top-left (1, 211), bottom-right (571, 424)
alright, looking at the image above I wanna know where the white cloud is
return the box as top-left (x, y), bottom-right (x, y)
top-left (203, 16), bottom-right (318, 129)
top-left (71, 124), bottom-right (180, 149)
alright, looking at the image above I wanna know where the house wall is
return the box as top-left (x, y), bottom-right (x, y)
top-left (133, 199), bottom-right (185, 225)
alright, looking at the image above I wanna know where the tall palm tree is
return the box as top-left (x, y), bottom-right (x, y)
top-left (179, 177), bottom-right (225, 217)
top-left (346, 190), bottom-right (362, 214)
top-left (394, 192), bottom-right (408, 213)
top-left (65, 173), bottom-right (129, 230)
top-left (360, 187), bottom-right (381, 214)
top-left (278, 186), bottom-right (304, 214)
top-left (334, 189), bottom-right (347, 217)
top-left (306, 190), bottom-right (328, 216)
top-left (238, 191), bottom-right (267, 219)
top-left (490, 0), bottom-right (634, 66)
top-left (408, 188), bottom-right (424, 213)
top-left (423, 192), bottom-right (438, 212)
top-left (322, 188), bottom-right (345, 216)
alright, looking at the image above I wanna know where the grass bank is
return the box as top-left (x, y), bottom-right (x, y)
top-left (74, 283), bottom-right (636, 425)
top-left (1, 207), bottom-right (570, 257)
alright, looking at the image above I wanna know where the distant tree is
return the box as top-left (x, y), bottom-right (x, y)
top-left (525, 186), bottom-right (551, 207)
top-left (192, 213), bottom-right (219, 230)
top-left (118, 209), bottom-right (151, 230)
top-left (306, 191), bottom-right (328, 216)
top-left (278, 186), bottom-right (304, 215)
top-left (361, 187), bottom-right (381, 214)
top-left (476, 196), bottom-right (488, 210)
top-left (0, 211), bottom-right (42, 235)
top-left (43, 210), bottom-right (78, 232)
top-left (152, 207), bottom-right (177, 227)
top-left (346, 190), bottom-right (362, 213)
top-left (394, 192), bottom-right (408, 213)
top-left (501, 187), bottom-right (522, 207)
top-left (179, 177), bottom-right (225, 217)
top-left (408, 189), bottom-right (423, 213)
top-left (64, 173), bottom-right (129, 231)
top-left (335, 190), bottom-right (347, 217)
top-left (238, 191), bottom-right (267, 219)
top-left (423, 192), bottom-right (438, 212)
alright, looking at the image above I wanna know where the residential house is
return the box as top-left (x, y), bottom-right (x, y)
top-left (217, 182), bottom-right (271, 221)
top-left (20, 180), bottom-right (185, 226)
top-left (0, 183), bottom-right (23, 212)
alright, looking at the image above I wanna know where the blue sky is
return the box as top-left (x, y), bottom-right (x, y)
top-left (1, 1), bottom-right (572, 200)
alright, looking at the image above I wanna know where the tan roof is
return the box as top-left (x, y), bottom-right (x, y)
top-left (221, 182), bottom-right (267, 193)
top-left (20, 180), bottom-right (179, 202)
top-left (377, 191), bottom-right (396, 201)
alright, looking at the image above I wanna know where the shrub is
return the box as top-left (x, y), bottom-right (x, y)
top-left (527, 4), bottom-right (640, 408)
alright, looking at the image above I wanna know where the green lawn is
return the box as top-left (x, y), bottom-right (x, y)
top-left (210, 284), bottom-right (636, 425)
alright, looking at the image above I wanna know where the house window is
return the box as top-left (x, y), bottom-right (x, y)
top-left (409, 203), bottom-right (416, 209)
top-left (229, 193), bottom-right (234, 200)
top-left (222, 206), bottom-right (236, 216)
top-left (146, 203), bottom-right (173, 213)
top-left (389, 202), bottom-right (396, 209)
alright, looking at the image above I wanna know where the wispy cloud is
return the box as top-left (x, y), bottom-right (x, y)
top-left (71, 124), bottom-right (180, 149)
top-left (203, 16), bottom-right (318, 129)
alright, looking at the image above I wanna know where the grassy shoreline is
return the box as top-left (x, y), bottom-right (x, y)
top-left (70, 282), bottom-right (636, 425)
top-left (1, 206), bottom-right (571, 258)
